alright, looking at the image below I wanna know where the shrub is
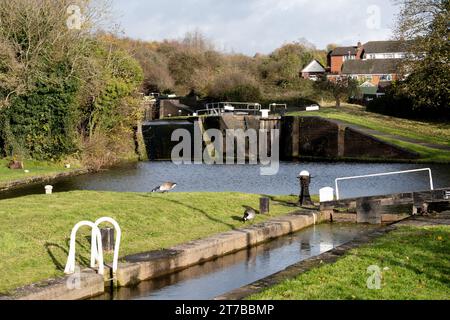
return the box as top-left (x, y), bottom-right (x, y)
top-left (207, 70), bottom-right (262, 102)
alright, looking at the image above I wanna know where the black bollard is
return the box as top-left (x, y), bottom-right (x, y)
top-left (101, 228), bottom-right (115, 253)
top-left (260, 197), bottom-right (270, 214)
top-left (298, 171), bottom-right (314, 207)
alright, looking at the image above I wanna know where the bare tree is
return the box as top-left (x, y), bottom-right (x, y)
top-left (0, 0), bottom-right (113, 108)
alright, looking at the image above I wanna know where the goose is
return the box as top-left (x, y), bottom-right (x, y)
top-left (242, 207), bottom-right (257, 222)
top-left (151, 182), bottom-right (177, 193)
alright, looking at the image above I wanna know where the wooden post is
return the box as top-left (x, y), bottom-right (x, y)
top-left (101, 228), bottom-right (115, 253)
top-left (260, 197), bottom-right (270, 214)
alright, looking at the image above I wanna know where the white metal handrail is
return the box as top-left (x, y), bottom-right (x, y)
top-left (91, 217), bottom-right (121, 274)
top-left (198, 102), bottom-right (262, 116)
top-left (335, 168), bottom-right (434, 200)
top-left (64, 221), bottom-right (104, 275)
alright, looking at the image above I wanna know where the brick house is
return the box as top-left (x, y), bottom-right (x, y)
top-left (327, 44), bottom-right (362, 74)
top-left (319, 40), bottom-right (409, 101)
top-left (326, 40), bottom-right (408, 84)
top-left (341, 59), bottom-right (401, 86)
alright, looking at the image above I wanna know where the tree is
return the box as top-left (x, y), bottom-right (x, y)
top-left (315, 77), bottom-right (358, 108)
top-left (393, 0), bottom-right (450, 116)
top-left (0, 0), bottom-right (143, 162)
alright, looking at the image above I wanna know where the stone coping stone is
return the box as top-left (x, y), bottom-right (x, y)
top-left (116, 210), bottom-right (327, 287)
top-left (215, 212), bottom-right (450, 300)
top-left (0, 270), bottom-right (104, 301)
top-left (0, 169), bottom-right (90, 192)
top-left (1, 210), bottom-right (325, 300)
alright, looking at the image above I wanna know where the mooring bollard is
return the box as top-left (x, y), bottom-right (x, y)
top-left (45, 185), bottom-right (53, 195)
top-left (298, 171), bottom-right (314, 206)
top-left (260, 197), bottom-right (270, 214)
top-left (101, 227), bottom-right (115, 253)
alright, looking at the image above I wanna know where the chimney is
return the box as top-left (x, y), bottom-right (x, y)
top-left (356, 41), bottom-right (364, 60)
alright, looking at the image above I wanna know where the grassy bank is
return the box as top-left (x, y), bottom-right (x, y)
top-left (287, 104), bottom-right (450, 161)
top-left (250, 225), bottom-right (450, 300)
top-left (0, 191), bottom-right (297, 294)
top-left (0, 159), bottom-right (79, 184)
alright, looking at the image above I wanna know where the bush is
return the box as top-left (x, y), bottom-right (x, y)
top-left (366, 85), bottom-right (449, 120)
top-left (1, 73), bottom-right (79, 160)
top-left (207, 70), bottom-right (262, 102)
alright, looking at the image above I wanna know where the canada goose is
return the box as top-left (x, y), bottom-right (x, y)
top-left (151, 182), bottom-right (177, 193)
top-left (242, 207), bottom-right (256, 222)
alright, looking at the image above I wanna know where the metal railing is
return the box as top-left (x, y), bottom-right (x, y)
top-left (335, 168), bottom-right (434, 200)
top-left (197, 102), bottom-right (262, 116)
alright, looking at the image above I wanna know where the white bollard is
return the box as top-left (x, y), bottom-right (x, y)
top-left (320, 187), bottom-right (335, 202)
top-left (260, 109), bottom-right (270, 118)
top-left (45, 185), bottom-right (53, 195)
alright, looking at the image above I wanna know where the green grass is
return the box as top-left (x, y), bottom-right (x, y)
top-left (250, 225), bottom-right (450, 300)
top-left (374, 136), bottom-right (450, 163)
top-left (286, 104), bottom-right (450, 162)
top-left (288, 104), bottom-right (450, 148)
top-left (0, 159), bottom-right (78, 184)
top-left (0, 191), bottom-right (297, 294)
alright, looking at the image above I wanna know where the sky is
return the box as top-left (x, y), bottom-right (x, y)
top-left (112, 0), bottom-right (400, 55)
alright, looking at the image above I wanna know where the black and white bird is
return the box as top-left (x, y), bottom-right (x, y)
top-left (151, 182), bottom-right (177, 193)
top-left (242, 206), bottom-right (257, 222)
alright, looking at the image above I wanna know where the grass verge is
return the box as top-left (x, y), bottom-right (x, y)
top-left (288, 104), bottom-right (450, 147)
top-left (0, 191), bottom-right (297, 295)
top-left (0, 159), bottom-right (79, 184)
top-left (250, 225), bottom-right (450, 300)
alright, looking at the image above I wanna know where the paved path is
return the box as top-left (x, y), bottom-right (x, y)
top-left (326, 118), bottom-right (450, 152)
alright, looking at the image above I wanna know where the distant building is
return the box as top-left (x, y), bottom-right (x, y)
top-left (304, 40), bottom-right (410, 101)
top-left (301, 59), bottom-right (326, 81)
top-left (341, 58), bottom-right (401, 86)
top-left (327, 44), bottom-right (361, 74)
top-left (361, 41), bottom-right (409, 60)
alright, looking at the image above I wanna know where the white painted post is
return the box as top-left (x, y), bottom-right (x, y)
top-left (45, 185), bottom-right (53, 195)
top-left (64, 221), bottom-right (104, 275)
top-left (320, 187), bottom-right (335, 202)
top-left (92, 217), bottom-right (121, 274)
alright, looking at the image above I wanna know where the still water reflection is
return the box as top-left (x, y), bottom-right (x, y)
top-left (93, 223), bottom-right (377, 300)
top-left (2, 161), bottom-right (450, 200)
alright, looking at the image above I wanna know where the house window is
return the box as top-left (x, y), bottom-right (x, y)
top-left (343, 55), bottom-right (355, 61)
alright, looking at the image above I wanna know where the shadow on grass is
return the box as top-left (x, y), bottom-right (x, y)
top-left (44, 238), bottom-right (91, 271)
top-left (153, 196), bottom-right (237, 230)
top-left (263, 194), bottom-right (299, 208)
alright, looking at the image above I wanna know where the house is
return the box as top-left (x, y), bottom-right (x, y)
top-left (302, 40), bottom-right (408, 95)
top-left (360, 40), bottom-right (409, 60)
top-left (341, 58), bottom-right (401, 86)
top-left (301, 59), bottom-right (326, 81)
top-left (327, 44), bottom-right (362, 74)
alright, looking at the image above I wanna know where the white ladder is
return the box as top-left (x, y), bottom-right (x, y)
top-left (64, 217), bottom-right (121, 276)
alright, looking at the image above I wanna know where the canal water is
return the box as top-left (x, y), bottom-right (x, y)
top-left (2, 161), bottom-right (450, 200)
top-left (92, 223), bottom-right (378, 300)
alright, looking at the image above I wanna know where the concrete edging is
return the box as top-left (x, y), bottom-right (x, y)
top-left (215, 224), bottom-right (399, 300)
top-left (215, 212), bottom-right (450, 300)
top-left (0, 169), bottom-right (90, 193)
top-left (116, 210), bottom-right (328, 287)
top-left (2, 210), bottom-right (326, 300)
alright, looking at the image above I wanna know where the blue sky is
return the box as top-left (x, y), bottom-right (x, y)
top-left (112, 0), bottom-right (399, 55)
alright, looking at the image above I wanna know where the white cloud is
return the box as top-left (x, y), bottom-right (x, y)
top-left (112, 0), bottom-right (399, 54)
